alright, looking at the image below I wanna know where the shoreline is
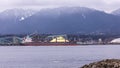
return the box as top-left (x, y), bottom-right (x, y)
top-left (0, 43), bottom-right (120, 46)
top-left (81, 59), bottom-right (120, 68)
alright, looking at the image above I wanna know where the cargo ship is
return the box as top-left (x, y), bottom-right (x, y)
top-left (21, 35), bottom-right (78, 46)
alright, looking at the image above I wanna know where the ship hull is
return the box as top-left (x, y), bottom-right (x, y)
top-left (22, 42), bottom-right (78, 46)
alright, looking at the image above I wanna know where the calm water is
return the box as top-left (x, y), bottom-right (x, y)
top-left (0, 45), bottom-right (120, 68)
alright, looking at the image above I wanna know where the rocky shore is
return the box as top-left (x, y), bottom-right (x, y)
top-left (81, 59), bottom-right (120, 68)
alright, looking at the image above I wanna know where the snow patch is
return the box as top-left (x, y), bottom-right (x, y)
top-left (19, 17), bottom-right (25, 21)
top-left (110, 38), bottom-right (120, 43)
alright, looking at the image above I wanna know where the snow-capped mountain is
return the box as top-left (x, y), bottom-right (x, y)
top-left (18, 7), bottom-right (120, 34)
top-left (0, 7), bottom-right (120, 34)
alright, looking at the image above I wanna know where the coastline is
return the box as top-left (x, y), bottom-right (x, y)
top-left (81, 59), bottom-right (120, 68)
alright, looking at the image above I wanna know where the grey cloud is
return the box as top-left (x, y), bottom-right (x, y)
top-left (0, 0), bottom-right (120, 12)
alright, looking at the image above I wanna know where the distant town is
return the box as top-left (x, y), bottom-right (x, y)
top-left (0, 33), bottom-right (120, 45)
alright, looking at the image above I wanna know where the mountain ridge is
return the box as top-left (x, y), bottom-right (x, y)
top-left (0, 7), bottom-right (120, 34)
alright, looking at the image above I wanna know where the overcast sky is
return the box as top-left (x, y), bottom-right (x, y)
top-left (0, 0), bottom-right (120, 12)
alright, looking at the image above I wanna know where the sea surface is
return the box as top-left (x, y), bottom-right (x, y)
top-left (0, 45), bottom-right (120, 68)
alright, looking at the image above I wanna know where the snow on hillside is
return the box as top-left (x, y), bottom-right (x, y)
top-left (0, 8), bottom-right (38, 21)
top-left (111, 8), bottom-right (120, 16)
